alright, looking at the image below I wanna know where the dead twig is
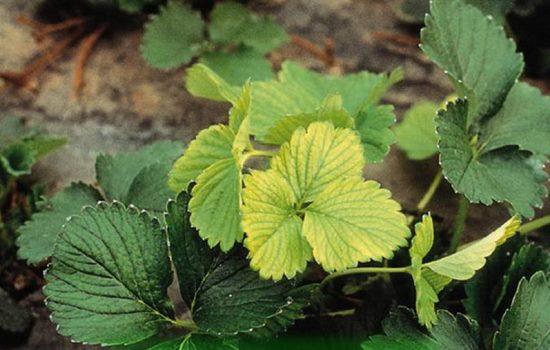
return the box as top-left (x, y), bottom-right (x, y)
top-left (291, 34), bottom-right (337, 67)
top-left (72, 23), bottom-right (108, 98)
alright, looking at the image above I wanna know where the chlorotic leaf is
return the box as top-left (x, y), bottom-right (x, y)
top-left (303, 178), bottom-right (410, 271)
top-left (248, 62), bottom-right (402, 138)
top-left (263, 95), bottom-right (354, 145)
top-left (421, 0), bottom-right (523, 124)
top-left (394, 101), bottom-right (439, 160)
top-left (361, 307), bottom-right (481, 350)
top-left (243, 170), bottom-right (311, 280)
top-left (44, 202), bottom-right (173, 346)
top-left (408, 215), bottom-right (451, 328)
top-left (185, 63), bottom-right (241, 102)
top-left (168, 126), bottom-right (235, 192)
top-left (165, 192), bottom-right (305, 336)
top-left (141, 0), bottom-right (205, 69)
top-left (437, 100), bottom-right (548, 217)
top-left (190, 158), bottom-right (243, 250)
top-left (355, 104), bottom-right (396, 163)
top-left (208, 2), bottom-right (288, 54)
top-left (493, 271), bottom-right (550, 349)
top-left (96, 140), bottom-right (182, 201)
top-left (424, 217), bottom-right (521, 280)
top-left (199, 47), bottom-right (274, 86)
top-left (270, 122), bottom-right (365, 202)
top-left (16, 182), bottom-right (103, 264)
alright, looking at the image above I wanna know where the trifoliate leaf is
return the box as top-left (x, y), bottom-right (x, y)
top-left (0, 287), bottom-right (31, 334)
top-left (165, 193), bottom-right (304, 336)
top-left (199, 47), bottom-right (274, 86)
top-left (124, 162), bottom-right (175, 214)
top-left (493, 243), bottom-right (550, 318)
top-left (493, 271), bottom-right (550, 349)
top-left (208, 2), bottom-right (288, 54)
top-left (303, 178), bottom-right (410, 271)
top-left (96, 140), bottom-right (182, 201)
top-left (361, 307), bottom-right (481, 350)
top-left (354, 104), bottom-right (396, 163)
top-left (394, 101), bottom-right (439, 160)
top-left (185, 63), bottom-right (241, 102)
top-left (169, 126), bottom-right (235, 192)
top-left (437, 100), bottom-right (548, 217)
top-left (479, 82), bottom-right (550, 156)
top-left (247, 62), bottom-right (402, 138)
top-left (44, 202), bottom-right (173, 346)
top-left (242, 169), bottom-right (311, 280)
top-left (190, 158), bottom-right (243, 250)
top-left (270, 122), bottom-right (365, 202)
top-left (141, 1), bottom-right (205, 69)
top-left (263, 95), bottom-right (354, 145)
top-left (171, 86), bottom-right (251, 251)
top-left (421, 0), bottom-right (523, 124)
top-left (423, 217), bottom-right (521, 280)
top-left (0, 142), bottom-right (35, 176)
top-left (16, 182), bottom-right (103, 264)
top-left (463, 235), bottom-right (524, 327)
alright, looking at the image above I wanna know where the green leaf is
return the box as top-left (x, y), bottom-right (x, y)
top-left (117, 0), bottom-right (157, 13)
top-left (0, 287), bottom-right (31, 334)
top-left (479, 82), bottom-right (550, 156)
top-left (423, 216), bottom-right (521, 280)
top-left (464, 0), bottom-right (515, 24)
top-left (141, 1), bottom-right (205, 69)
top-left (361, 307), bottom-right (481, 350)
top-left (270, 122), bottom-right (365, 202)
top-left (436, 100), bottom-right (548, 217)
top-left (96, 140), bottom-right (182, 201)
top-left (44, 202), bottom-right (173, 346)
top-left (243, 169), bottom-right (311, 280)
top-left (355, 104), bottom-right (396, 163)
top-left (199, 47), bottom-right (274, 86)
top-left (165, 193), bottom-right (305, 337)
top-left (263, 95), bottom-right (354, 145)
top-left (0, 142), bottom-right (36, 176)
top-left (21, 135), bottom-right (66, 159)
top-left (208, 2), bottom-right (288, 54)
top-left (463, 235), bottom-right (524, 327)
top-left (394, 101), bottom-right (439, 160)
top-left (181, 334), bottom-right (238, 350)
top-left (421, 0), bottom-right (523, 124)
top-left (493, 271), bottom-right (550, 349)
top-left (247, 62), bottom-right (402, 139)
top-left (16, 182), bottom-right (103, 264)
top-left (124, 162), bottom-right (175, 214)
top-left (303, 178), bottom-right (410, 271)
top-left (493, 242), bottom-right (550, 318)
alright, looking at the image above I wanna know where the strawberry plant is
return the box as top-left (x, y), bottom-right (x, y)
top-left (10, 0), bottom-right (550, 349)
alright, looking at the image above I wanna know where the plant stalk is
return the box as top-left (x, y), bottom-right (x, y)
top-left (518, 215), bottom-right (550, 235)
top-left (417, 170), bottom-right (443, 212)
top-left (320, 266), bottom-right (410, 291)
top-left (449, 195), bottom-right (469, 253)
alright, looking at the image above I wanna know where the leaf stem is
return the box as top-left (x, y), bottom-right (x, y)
top-left (449, 195), bottom-right (469, 253)
top-left (246, 149), bottom-right (277, 158)
top-left (171, 318), bottom-right (199, 332)
top-left (320, 266), bottom-right (410, 291)
top-left (416, 170), bottom-right (443, 212)
top-left (518, 215), bottom-right (550, 235)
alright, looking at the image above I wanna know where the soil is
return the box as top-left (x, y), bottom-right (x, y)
top-left (0, 0), bottom-right (548, 349)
